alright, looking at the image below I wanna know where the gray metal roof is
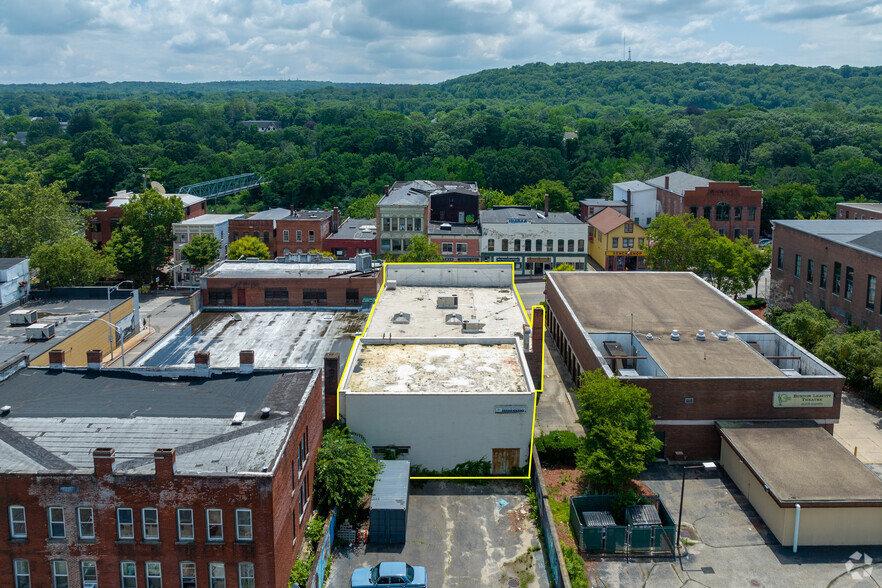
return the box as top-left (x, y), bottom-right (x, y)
top-left (427, 222), bottom-right (481, 236)
top-left (378, 186), bottom-right (430, 207)
top-left (773, 219), bottom-right (882, 257)
top-left (646, 171), bottom-right (711, 195)
top-left (176, 214), bottom-right (242, 226)
top-left (0, 258), bottom-right (26, 270)
top-left (480, 207), bottom-right (583, 225)
top-left (248, 208), bottom-right (292, 220)
top-left (579, 199), bottom-right (626, 207)
top-left (325, 218), bottom-right (377, 242)
top-left (379, 180), bottom-right (479, 207)
top-left (370, 460), bottom-right (410, 511)
top-left (840, 202), bottom-right (882, 213)
top-left (612, 180), bottom-right (654, 192)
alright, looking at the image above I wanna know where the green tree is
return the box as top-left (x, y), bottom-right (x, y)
top-left (31, 236), bottom-right (117, 287)
top-left (398, 234), bottom-right (443, 262)
top-left (658, 118), bottom-right (695, 167)
top-left (553, 263), bottom-right (576, 271)
top-left (118, 189), bottom-right (185, 281)
top-left (644, 214), bottom-right (718, 273)
top-left (773, 301), bottom-right (838, 350)
top-left (345, 193), bottom-right (381, 219)
top-left (104, 226), bottom-right (145, 279)
top-left (481, 188), bottom-right (513, 208)
top-left (575, 370), bottom-right (662, 492)
top-left (814, 330), bottom-right (882, 388)
top-left (181, 234), bottom-right (221, 272)
top-left (229, 235), bottom-right (271, 260)
top-left (314, 427), bottom-right (382, 522)
top-left (705, 237), bottom-right (753, 299)
top-left (736, 236), bottom-right (772, 298)
top-left (513, 179), bottom-right (577, 214)
top-left (0, 174), bottom-right (87, 257)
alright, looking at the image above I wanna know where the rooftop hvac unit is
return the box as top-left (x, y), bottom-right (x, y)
top-left (439, 223), bottom-right (452, 231)
top-left (25, 323), bottom-right (55, 341)
top-left (696, 330), bottom-right (706, 341)
top-left (461, 320), bottom-right (485, 333)
top-left (386, 280), bottom-right (397, 290)
top-left (9, 309), bottom-right (38, 326)
top-left (231, 411), bottom-right (246, 425)
top-left (617, 368), bottom-right (640, 378)
top-left (245, 257), bottom-right (260, 263)
top-left (437, 293), bottom-right (458, 309)
top-left (355, 253), bottom-right (372, 272)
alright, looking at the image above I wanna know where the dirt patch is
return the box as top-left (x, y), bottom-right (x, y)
top-left (508, 499), bottom-right (532, 533)
top-left (542, 464), bottom-right (587, 499)
top-left (500, 549), bottom-right (539, 588)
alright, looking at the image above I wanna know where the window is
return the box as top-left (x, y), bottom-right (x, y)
top-left (232, 232), bottom-right (238, 241)
top-left (734, 206), bottom-right (742, 221)
top-left (612, 237), bottom-right (618, 249)
top-left (833, 262), bottom-right (842, 295)
top-left (414, 217), bottom-right (422, 232)
top-left (622, 238), bottom-right (635, 249)
top-left (638, 238), bottom-right (645, 248)
top-left (624, 223), bottom-right (633, 233)
top-left (141, 507), bottom-right (159, 540)
top-left (820, 264), bottom-right (828, 289)
top-left (577, 240), bottom-right (584, 252)
top-left (207, 509), bottom-right (223, 541)
top-left (146, 562), bottom-right (162, 588)
top-left (868, 275), bottom-right (877, 311)
top-left (208, 290), bottom-right (232, 306)
top-left (117, 508), bottom-right (134, 539)
top-left (308, 230), bottom-right (315, 242)
top-left (13, 559), bottom-right (30, 588)
top-left (748, 206), bottom-right (757, 221)
top-left (845, 266), bottom-right (854, 301)
top-left (382, 218), bottom-right (390, 232)
top-left (716, 201), bottom-right (731, 219)
top-left (546, 239), bottom-right (553, 252)
top-left (568, 240), bottom-right (574, 252)
top-left (296, 230), bottom-right (302, 242)
top-left (52, 561), bottom-right (69, 588)
top-left (181, 562), bottom-right (197, 588)
top-left (282, 230), bottom-right (289, 242)
top-left (718, 228), bottom-right (726, 237)
top-left (209, 562), bottom-right (226, 588)
top-left (514, 239), bottom-right (521, 252)
top-left (703, 206), bottom-right (711, 219)
top-left (262, 232), bottom-right (269, 244)
top-left (406, 217), bottom-right (414, 231)
top-left (747, 228), bottom-right (755, 239)
top-left (302, 288), bottom-right (327, 306)
top-left (345, 288), bottom-right (360, 306)
top-left (807, 259), bottom-right (814, 283)
top-left (558, 240), bottom-right (564, 252)
top-left (178, 509), bottom-right (195, 541)
top-left (501, 239), bottom-right (508, 252)
top-left (442, 242), bottom-right (453, 254)
top-left (689, 206), bottom-right (698, 217)
top-left (380, 239), bottom-right (390, 252)
top-left (299, 483), bottom-right (307, 518)
top-left (9, 505), bottom-right (26, 538)
top-left (777, 248), bottom-right (784, 270)
top-left (48, 507), bottom-right (65, 539)
top-left (536, 239), bottom-right (542, 252)
top-left (524, 239), bottom-right (531, 252)
top-left (264, 288), bottom-right (289, 304)
top-left (236, 509), bottom-right (253, 541)
top-left (487, 238), bottom-right (494, 252)
top-left (794, 254), bottom-right (801, 278)
top-left (121, 562), bottom-right (137, 588)
top-left (238, 563), bottom-right (255, 588)
top-left (456, 243), bottom-right (467, 254)
top-left (73, 507), bottom-right (94, 540)
top-left (81, 561), bottom-right (98, 588)
top-left (734, 228), bottom-right (741, 239)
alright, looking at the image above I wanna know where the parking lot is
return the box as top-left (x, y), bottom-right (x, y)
top-left (328, 480), bottom-right (550, 588)
top-left (592, 463), bottom-right (879, 587)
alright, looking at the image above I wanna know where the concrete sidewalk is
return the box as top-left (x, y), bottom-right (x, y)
top-left (834, 391), bottom-right (882, 480)
top-left (534, 342), bottom-right (583, 437)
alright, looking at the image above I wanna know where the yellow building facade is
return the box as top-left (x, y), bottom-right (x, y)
top-left (587, 208), bottom-right (647, 271)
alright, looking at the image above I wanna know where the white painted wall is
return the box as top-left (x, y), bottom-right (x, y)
top-left (480, 220), bottom-right (589, 252)
top-left (344, 391), bottom-right (533, 471)
top-left (0, 259), bottom-right (29, 307)
top-left (612, 184), bottom-right (659, 228)
top-left (385, 263), bottom-right (512, 288)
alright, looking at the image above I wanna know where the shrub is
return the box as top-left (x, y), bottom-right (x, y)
top-left (534, 431), bottom-right (581, 466)
top-left (288, 556), bottom-right (313, 587)
top-left (306, 515), bottom-right (325, 549)
top-left (736, 297), bottom-right (767, 310)
top-left (562, 545), bottom-right (590, 588)
top-left (611, 487), bottom-right (647, 522)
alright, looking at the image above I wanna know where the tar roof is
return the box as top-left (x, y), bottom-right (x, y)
top-left (347, 343), bottom-right (529, 394)
top-left (427, 222), bottom-right (481, 236)
top-left (135, 310), bottom-right (366, 369)
top-left (718, 421), bottom-right (882, 504)
top-left (378, 185), bottom-right (430, 207)
top-left (248, 208), bottom-right (291, 220)
top-left (204, 260), bottom-right (362, 279)
top-left (480, 207), bottom-right (583, 225)
top-left (325, 218), bottom-right (377, 241)
top-left (0, 369), bottom-right (317, 475)
top-left (774, 219), bottom-right (882, 257)
top-left (646, 171), bottom-right (711, 195)
top-left (0, 258), bottom-right (26, 270)
top-left (588, 207), bottom-right (633, 234)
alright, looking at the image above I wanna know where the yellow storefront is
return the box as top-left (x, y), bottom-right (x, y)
top-left (587, 208), bottom-right (646, 271)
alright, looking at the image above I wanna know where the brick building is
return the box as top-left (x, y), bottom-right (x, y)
top-left (228, 208), bottom-right (340, 259)
top-left (771, 219), bottom-right (882, 330)
top-left (0, 361), bottom-right (324, 588)
top-left (87, 191), bottom-right (207, 247)
top-left (427, 222), bottom-right (482, 262)
top-left (837, 201), bottom-right (882, 220)
top-left (200, 258), bottom-right (382, 308)
top-left (578, 198), bottom-right (627, 223)
top-left (545, 271), bottom-right (843, 459)
top-left (324, 218), bottom-right (378, 259)
top-left (646, 172), bottom-right (763, 242)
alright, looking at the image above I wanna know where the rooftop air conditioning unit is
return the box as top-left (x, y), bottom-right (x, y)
top-left (717, 329), bottom-right (729, 341)
top-left (355, 253), bottom-right (372, 272)
top-left (386, 280), bottom-right (397, 290)
top-left (231, 412), bottom-right (246, 425)
top-left (9, 309), bottom-right (38, 326)
top-left (437, 293), bottom-right (458, 309)
top-left (440, 223), bottom-right (452, 231)
top-left (462, 320), bottom-right (485, 333)
top-left (25, 323), bottom-right (55, 341)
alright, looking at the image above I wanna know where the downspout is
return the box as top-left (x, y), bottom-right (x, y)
top-left (792, 503), bottom-right (801, 553)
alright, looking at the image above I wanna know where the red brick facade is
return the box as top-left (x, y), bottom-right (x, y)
top-left (0, 373), bottom-right (324, 588)
top-left (771, 222), bottom-right (882, 330)
top-left (837, 203), bottom-right (882, 220)
top-left (203, 272), bottom-right (383, 307)
top-left (87, 199), bottom-right (206, 247)
top-left (657, 181), bottom-right (762, 242)
top-left (428, 234), bottom-right (481, 261)
top-left (229, 209), bottom-right (341, 258)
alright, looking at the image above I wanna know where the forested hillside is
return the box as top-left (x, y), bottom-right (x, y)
top-left (2, 61), bottom-right (881, 239)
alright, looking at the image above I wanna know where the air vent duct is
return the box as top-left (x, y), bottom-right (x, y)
top-left (696, 330), bottom-right (706, 341)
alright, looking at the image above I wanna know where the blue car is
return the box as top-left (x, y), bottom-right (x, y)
top-left (350, 561), bottom-right (427, 588)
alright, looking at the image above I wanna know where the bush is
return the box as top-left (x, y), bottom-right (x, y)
top-left (534, 431), bottom-right (581, 466)
top-left (611, 487), bottom-right (647, 522)
top-left (288, 556), bottom-right (313, 587)
top-left (736, 297), bottom-right (767, 310)
top-left (306, 515), bottom-right (325, 549)
top-left (562, 545), bottom-right (590, 588)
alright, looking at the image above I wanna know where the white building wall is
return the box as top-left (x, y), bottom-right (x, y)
top-left (343, 392), bottom-right (533, 471)
top-left (612, 185), bottom-right (660, 228)
top-left (173, 220), bottom-right (233, 287)
top-left (0, 259), bottom-right (29, 307)
top-left (480, 221), bottom-right (589, 274)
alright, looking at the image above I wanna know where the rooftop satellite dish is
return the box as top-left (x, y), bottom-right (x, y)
top-left (150, 181), bottom-right (166, 195)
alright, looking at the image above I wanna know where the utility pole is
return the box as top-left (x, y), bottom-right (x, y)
top-left (139, 167), bottom-right (156, 192)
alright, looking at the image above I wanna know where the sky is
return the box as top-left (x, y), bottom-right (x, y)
top-left (0, 0), bottom-right (880, 85)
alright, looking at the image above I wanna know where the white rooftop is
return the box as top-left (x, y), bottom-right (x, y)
top-left (175, 214), bottom-right (243, 226)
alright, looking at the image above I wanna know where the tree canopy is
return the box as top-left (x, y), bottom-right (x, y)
top-left (314, 426), bottom-right (381, 523)
top-left (31, 236), bottom-right (117, 287)
top-left (229, 235), bottom-right (270, 260)
top-left (181, 234), bottom-right (221, 271)
top-left (397, 234), bottom-right (443, 262)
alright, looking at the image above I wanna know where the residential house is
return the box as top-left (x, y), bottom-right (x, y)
top-left (587, 208), bottom-right (647, 271)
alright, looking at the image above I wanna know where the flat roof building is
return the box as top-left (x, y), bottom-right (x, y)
top-left (545, 271), bottom-right (844, 459)
top-left (324, 218), bottom-right (378, 259)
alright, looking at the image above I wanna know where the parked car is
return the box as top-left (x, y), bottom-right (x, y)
top-left (758, 238), bottom-right (772, 247)
top-left (350, 562), bottom-right (428, 588)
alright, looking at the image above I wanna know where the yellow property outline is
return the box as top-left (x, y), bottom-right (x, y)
top-left (336, 261), bottom-right (544, 480)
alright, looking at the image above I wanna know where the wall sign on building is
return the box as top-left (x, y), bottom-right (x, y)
top-left (772, 391), bottom-right (834, 408)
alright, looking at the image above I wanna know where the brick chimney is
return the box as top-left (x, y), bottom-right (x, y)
top-left (239, 349), bottom-right (255, 374)
top-left (323, 353), bottom-right (340, 426)
top-left (290, 204), bottom-right (295, 215)
top-left (544, 193), bottom-right (550, 216)
top-left (525, 306), bottom-right (544, 390)
top-left (93, 447), bottom-right (115, 477)
top-left (154, 448), bottom-right (176, 480)
top-left (86, 350), bottom-right (103, 371)
top-left (665, 175), bottom-right (670, 190)
top-left (384, 184), bottom-right (390, 196)
top-left (332, 206), bottom-right (340, 233)
top-left (48, 350), bottom-right (65, 370)
top-left (194, 351), bottom-right (210, 376)
top-left (626, 189), bottom-right (632, 219)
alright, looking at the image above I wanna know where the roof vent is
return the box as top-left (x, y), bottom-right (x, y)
top-left (246, 257), bottom-right (260, 263)
top-left (440, 223), bottom-right (452, 231)
top-left (645, 333), bottom-right (654, 341)
top-left (231, 411), bottom-right (246, 425)
top-left (445, 312), bottom-right (463, 325)
top-left (437, 293), bottom-right (458, 309)
top-left (462, 320), bottom-right (485, 333)
top-left (260, 407), bottom-right (271, 419)
top-left (0, 405), bottom-right (10, 416)
top-left (670, 330), bottom-right (680, 341)
top-left (696, 330), bottom-right (706, 342)
top-left (718, 330), bottom-right (729, 341)
top-left (392, 312), bottom-right (411, 324)
top-left (386, 280), bottom-right (397, 290)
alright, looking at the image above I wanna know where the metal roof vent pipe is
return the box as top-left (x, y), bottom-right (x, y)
top-left (696, 330), bottom-right (706, 341)
top-left (718, 330), bottom-right (729, 341)
top-left (645, 333), bottom-right (654, 341)
top-left (260, 407), bottom-right (271, 419)
top-left (670, 330), bottom-right (680, 341)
